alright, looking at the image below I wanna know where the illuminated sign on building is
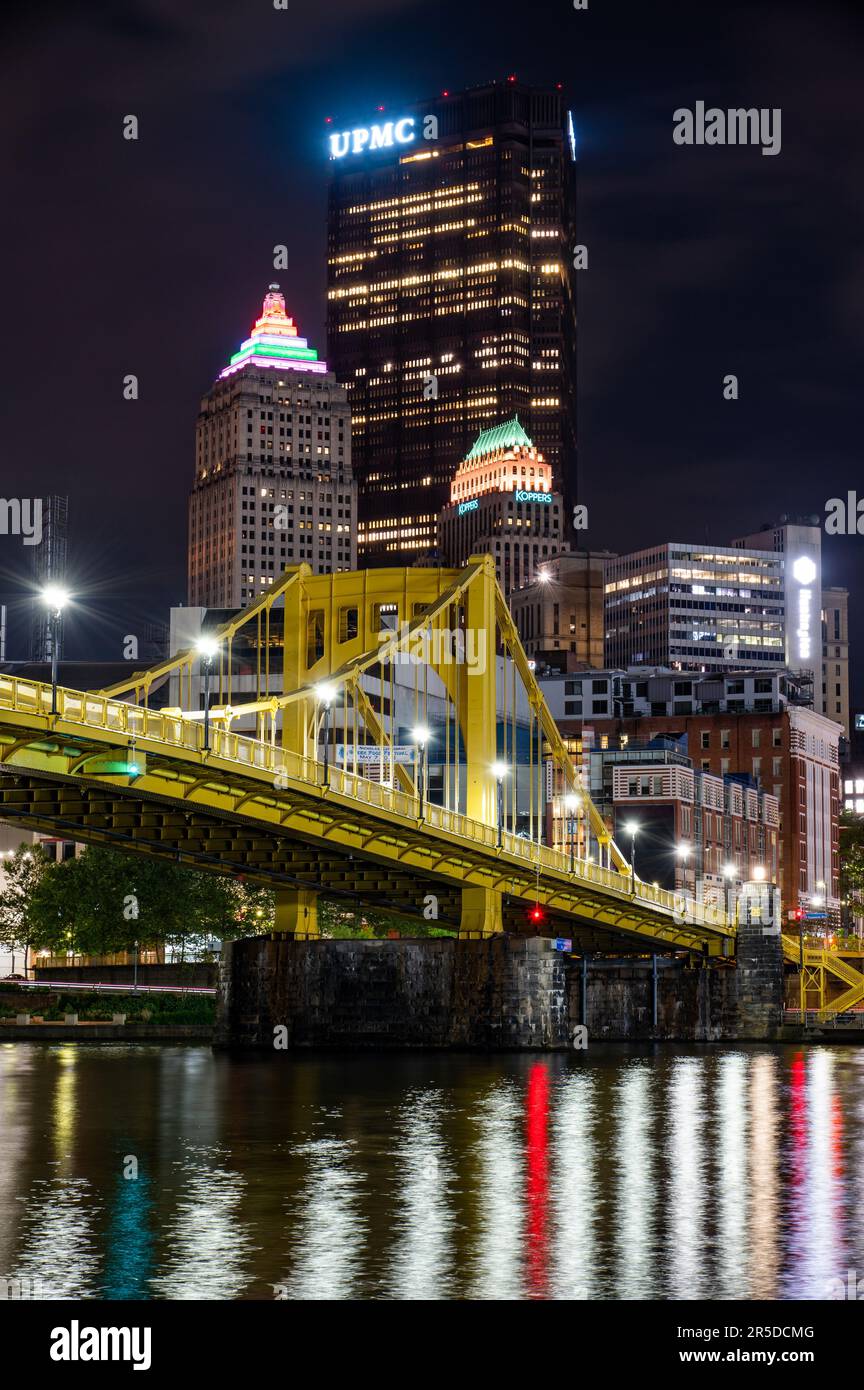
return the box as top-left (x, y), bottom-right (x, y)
top-left (792, 555), bottom-right (817, 662)
top-left (514, 489), bottom-right (552, 503)
top-left (329, 118), bottom-right (416, 159)
top-left (458, 499), bottom-right (479, 516)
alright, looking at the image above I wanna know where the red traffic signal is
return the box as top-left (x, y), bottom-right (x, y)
top-left (529, 904), bottom-right (545, 925)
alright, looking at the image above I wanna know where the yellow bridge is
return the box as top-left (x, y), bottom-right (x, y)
top-left (0, 559), bottom-right (741, 952)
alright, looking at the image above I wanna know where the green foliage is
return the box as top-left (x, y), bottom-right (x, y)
top-left (10, 846), bottom-right (275, 958)
top-left (0, 843), bottom-right (53, 969)
top-left (839, 812), bottom-right (864, 927)
top-left (318, 899), bottom-right (455, 939)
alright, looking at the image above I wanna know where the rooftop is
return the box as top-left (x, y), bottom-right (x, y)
top-left (464, 416), bottom-right (534, 463)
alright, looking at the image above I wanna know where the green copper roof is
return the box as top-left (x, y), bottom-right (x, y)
top-left (464, 417), bottom-right (534, 462)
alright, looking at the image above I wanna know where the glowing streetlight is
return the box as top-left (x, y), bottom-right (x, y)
top-left (195, 635), bottom-right (221, 751)
top-left (314, 682), bottom-right (338, 786)
top-left (411, 725), bottom-right (432, 820)
top-left (722, 862), bottom-right (736, 923)
top-left (491, 761), bottom-right (510, 848)
top-left (624, 820), bottom-right (640, 895)
top-left (752, 865), bottom-right (766, 882)
top-left (41, 585), bottom-right (71, 715)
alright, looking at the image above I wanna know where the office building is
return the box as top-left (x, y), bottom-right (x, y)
top-left (732, 516), bottom-right (827, 712)
top-left (188, 284), bottom-right (356, 608)
top-left (437, 418), bottom-right (564, 589)
top-left (604, 541), bottom-right (787, 676)
top-left (821, 587), bottom-right (850, 738)
top-left (510, 549), bottom-right (611, 669)
top-left (326, 79), bottom-right (578, 563)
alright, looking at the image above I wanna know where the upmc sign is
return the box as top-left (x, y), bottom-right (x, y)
top-left (329, 118), bottom-right (416, 159)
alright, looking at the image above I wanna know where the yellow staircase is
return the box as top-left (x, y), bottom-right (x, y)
top-left (783, 934), bottom-right (864, 1015)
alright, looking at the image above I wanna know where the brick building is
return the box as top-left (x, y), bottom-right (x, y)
top-left (548, 737), bottom-right (779, 915)
top-left (541, 667), bottom-right (841, 924)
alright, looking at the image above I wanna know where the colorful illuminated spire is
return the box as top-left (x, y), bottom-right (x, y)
top-left (219, 283), bottom-right (327, 378)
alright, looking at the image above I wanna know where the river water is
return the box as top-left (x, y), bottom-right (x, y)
top-left (0, 1043), bottom-right (862, 1301)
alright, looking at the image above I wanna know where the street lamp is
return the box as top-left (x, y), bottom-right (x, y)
top-left (491, 760), bottom-right (509, 848)
top-left (564, 792), bottom-right (580, 873)
top-left (624, 820), bottom-right (639, 895)
top-left (675, 842), bottom-right (691, 895)
top-left (315, 682), bottom-right (337, 787)
top-left (41, 585), bottom-right (70, 715)
top-left (723, 862), bottom-right (736, 923)
top-left (411, 725), bottom-right (431, 820)
top-left (196, 636), bottom-right (220, 752)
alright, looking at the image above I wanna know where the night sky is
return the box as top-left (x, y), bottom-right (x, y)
top-left (1, 0), bottom-right (861, 697)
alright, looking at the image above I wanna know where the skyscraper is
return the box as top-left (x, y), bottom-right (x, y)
top-left (188, 285), bottom-right (356, 608)
top-left (326, 78), bottom-right (577, 564)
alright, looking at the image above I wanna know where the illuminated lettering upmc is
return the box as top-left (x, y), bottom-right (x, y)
top-left (329, 118), bottom-right (416, 159)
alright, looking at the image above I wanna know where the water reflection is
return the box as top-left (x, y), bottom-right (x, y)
top-left (386, 1090), bottom-right (455, 1300)
top-left (612, 1065), bottom-right (654, 1300)
top-left (150, 1146), bottom-right (255, 1300)
top-left (1, 1043), bottom-right (863, 1300)
top-left (282, 1139), bottom-right (366, 1300)
top-left (551, 1069), bottom-right (598, 1299)
top-left (469, 1082), bottom-right (524, 1299)
top-left (665, 1058), bottom-right (708, 1299)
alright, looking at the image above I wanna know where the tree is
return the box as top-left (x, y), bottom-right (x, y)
top-left (26, 847), bottom-right (275, 961)
top-left (839, 812), bottom-right (864, 932)
top-left (0, 843), bottom-right (53, 974)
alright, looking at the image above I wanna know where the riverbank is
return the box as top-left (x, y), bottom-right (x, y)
top-left (0, 1022), bottom-right (213, 1041)
top-left (0, 983), bottom-right (215, 1042)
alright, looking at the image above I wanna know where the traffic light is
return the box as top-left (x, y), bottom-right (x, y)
top-left (529, 903), bottom-right (545, 926)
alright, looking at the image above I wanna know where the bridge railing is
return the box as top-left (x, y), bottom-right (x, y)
top-left (0, 673), bottom-right (725, 932)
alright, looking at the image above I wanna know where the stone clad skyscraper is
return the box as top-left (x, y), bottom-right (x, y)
top-left (188, 285), bottom-right (356, 608)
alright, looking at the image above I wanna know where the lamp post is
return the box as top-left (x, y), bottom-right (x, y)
top-left (196, 636), bottom-right (220, 752)
top-left (564, 793), bottom-right (580, 873)
top-left (41, 585), bottom-right (70, 716)
top-left (675, 842), bottom-right (691, 897)
top-left (411, 725), bottom-right (431, 821)
top-left (492, 761), bottom-right (509, 848)
top-left (315, 682), bottom-right (337, 787)
top-left (624, 820), bottom-right (639, 895)
top-left (723, 862), bottom-right (736, 923)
